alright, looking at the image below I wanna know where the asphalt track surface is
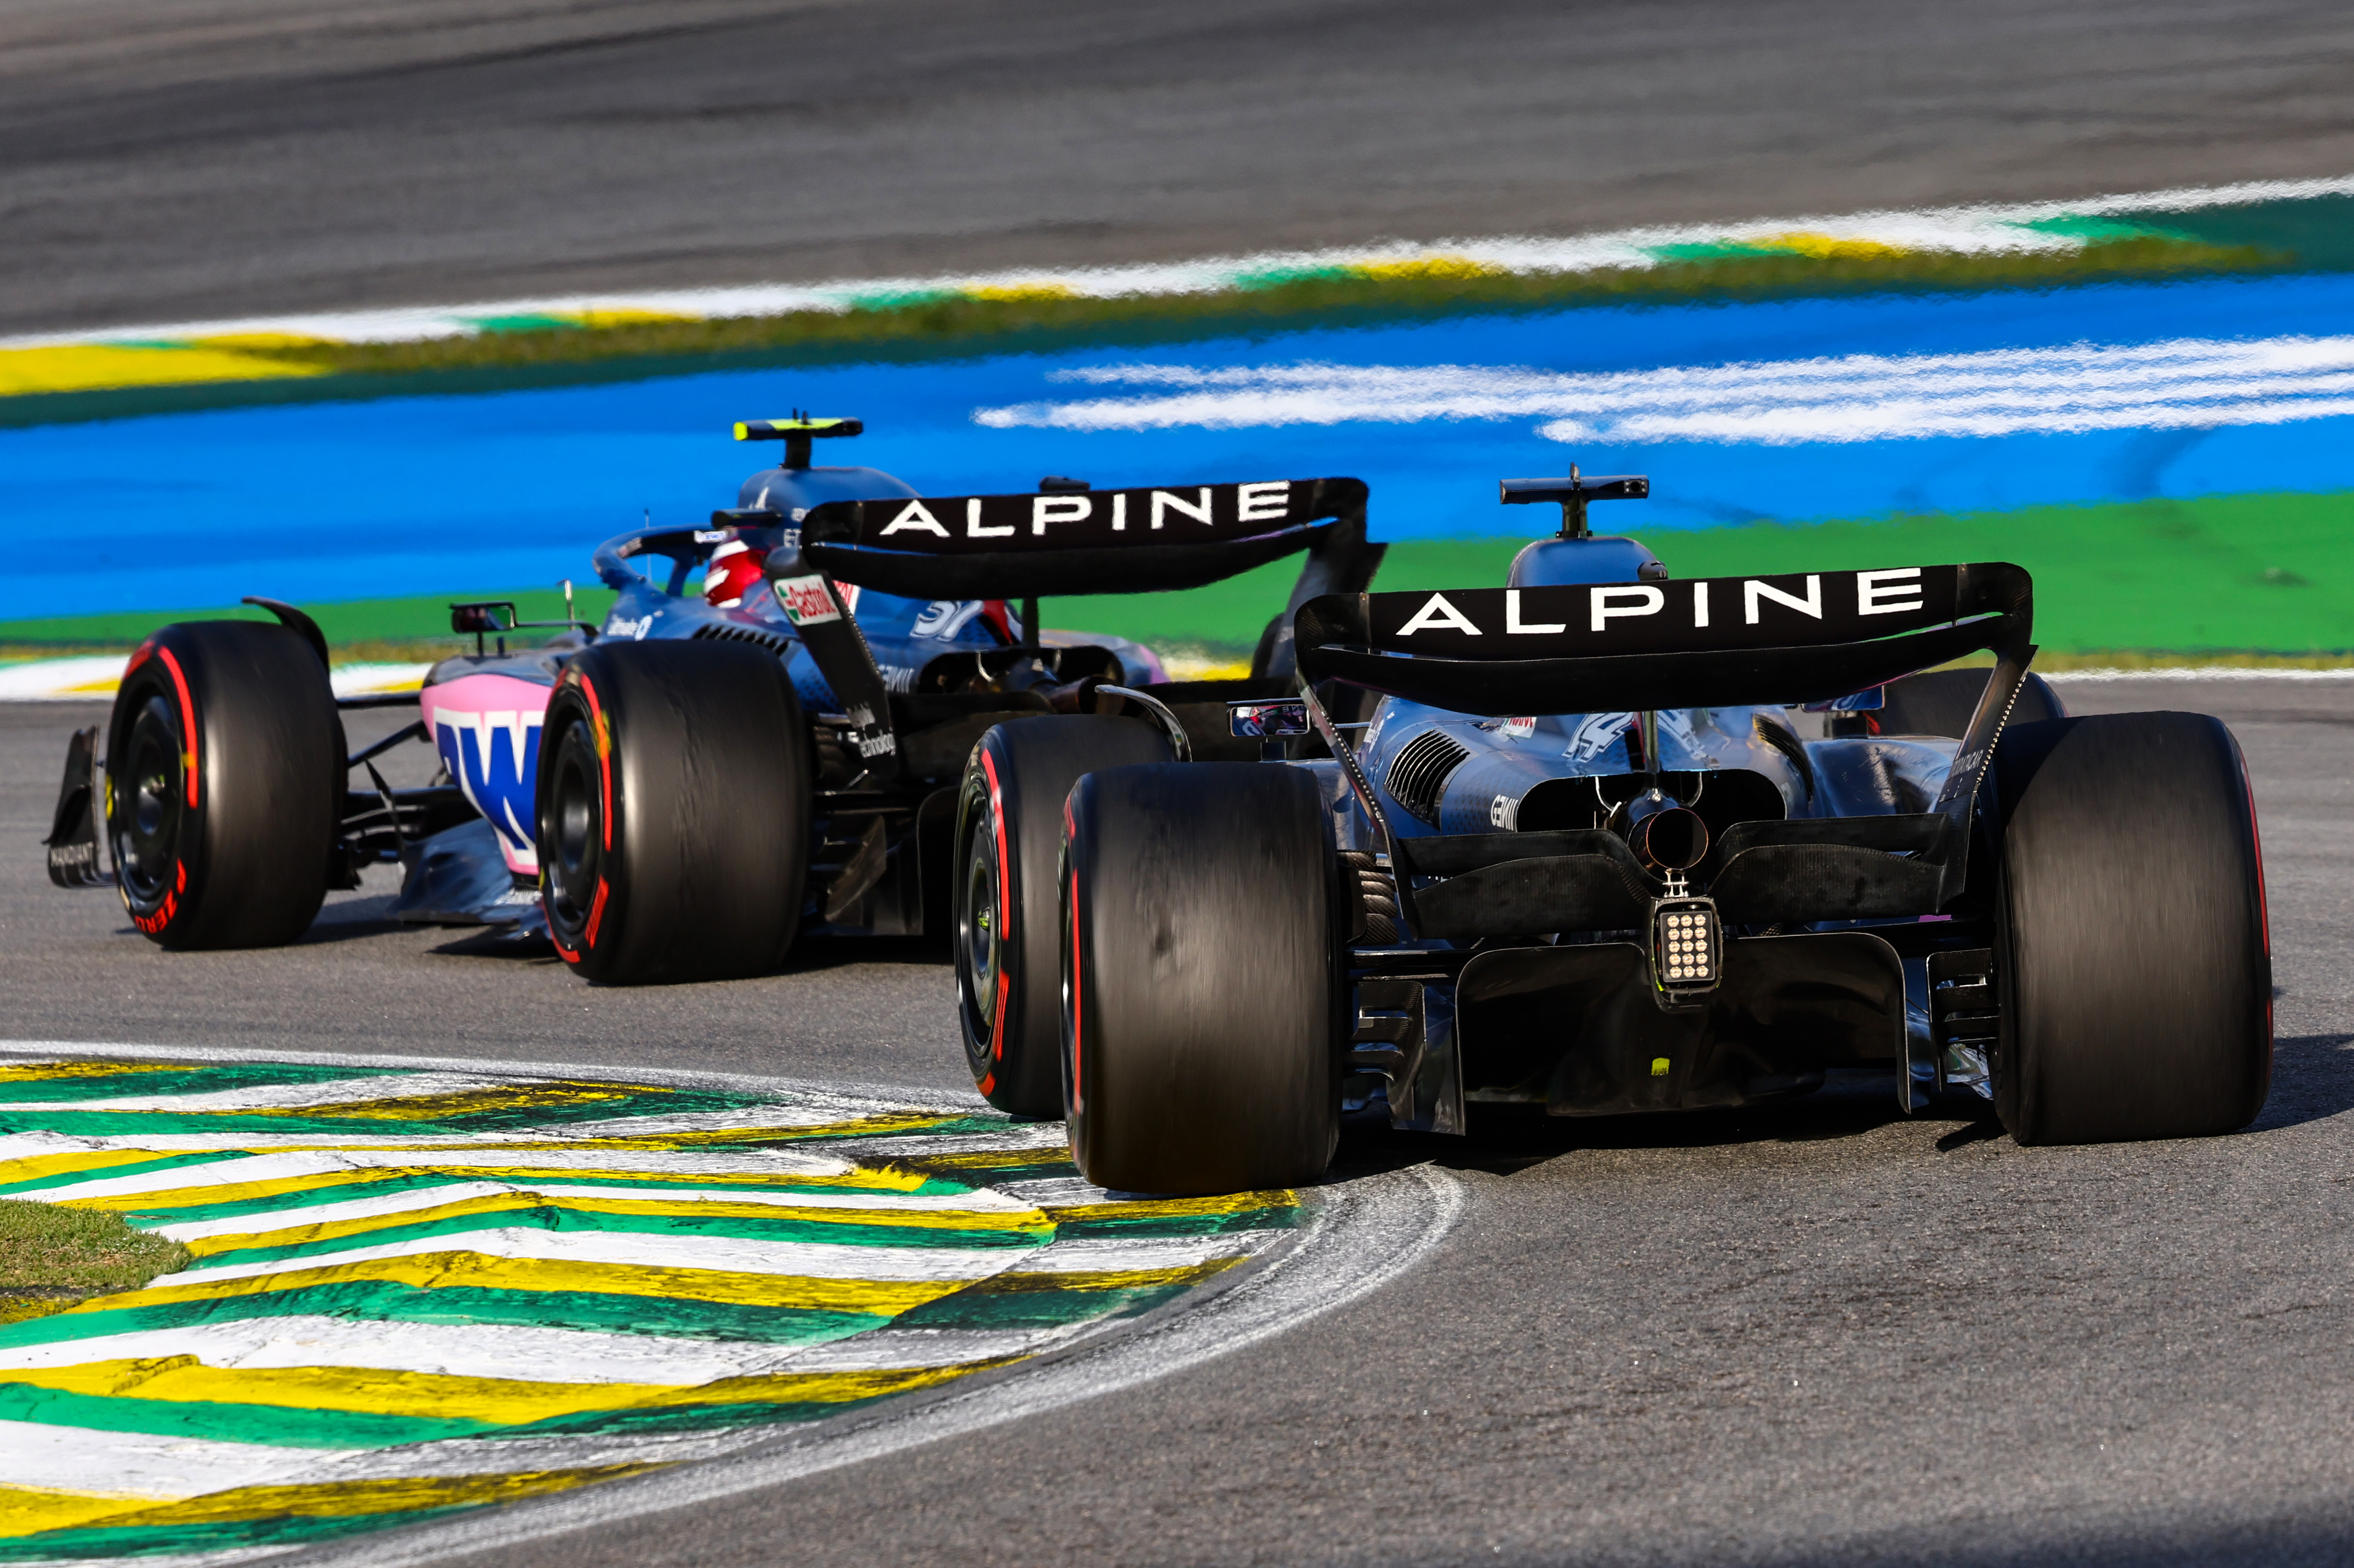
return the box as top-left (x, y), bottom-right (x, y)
top-left (11, 0), bottom-right (2354, 333)
top-left (7, 677), bottom-right (2354, 1564)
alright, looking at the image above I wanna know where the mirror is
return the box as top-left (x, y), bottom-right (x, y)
top-left (1228, 699), bottom-right (1311, 738)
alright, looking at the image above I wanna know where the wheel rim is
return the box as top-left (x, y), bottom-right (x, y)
top-left (957, 818), bottom-right (1002, 1058)
top-left (540, 722), bottom-right (603, 939)
top-left (113, 696), bottom-right (183, 908)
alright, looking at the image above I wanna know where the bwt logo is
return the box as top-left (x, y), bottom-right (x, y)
top-left (433, 709), bottom-right (543, 872)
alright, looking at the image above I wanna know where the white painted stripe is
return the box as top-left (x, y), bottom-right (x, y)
top-left (29, 1072), bottom-right (517, 1113)
top-left (0, 1417), bottom-right (758, 1501)
top-left (0, 1044), bottom-right (989, 1122)
top-left (1007, 1231), bottom-right (1285, 1274)
top-left (0, 1318), bottom-right (1080, 1384)
top-left (0, 660), bottom-right (431, 704)
top-left (777, 1324), bottom-right (1090, 1371)
top-left (26, 1152), bottom-right (365, 1203)
top-left (514, 1106), bottom-right (872, 1138)
top-left (270, 1429), bottom-right (763, 1486)
top-left (830, 1123), bottom-right (1070, 1156)
top-left (0, 1418), bottom-right (318, 1499)
top-left (0, 1318), bottom-right (803, 1386)
top-left (2, 1130), bottom-right (876, 1159)
top-left (150, 1179), bottom-right (1040, 1243)
top-left (148, 1227), bottom-right (1048, 1289)
top-left (972, 334), bottom-right (2354, 445)
top-left (2047, 666), bottom-right (2354, 680)
top-left (24, 1147), bottom-right (855, 1202)
top-left (993, 1176), bottom-right (1115, 1206)
top-left (0, 657), bottom-right (132, 701)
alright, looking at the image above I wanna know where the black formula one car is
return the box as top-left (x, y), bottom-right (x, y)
top-left (950, 472), bottom-right (2272, 1194)
top-left (44, 417), bottom-right (1384, 988)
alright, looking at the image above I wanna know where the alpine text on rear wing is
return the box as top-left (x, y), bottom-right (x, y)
top-left (797, 477), bottom-right (1369, 598)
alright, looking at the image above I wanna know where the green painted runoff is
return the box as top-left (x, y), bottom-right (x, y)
top-left (6, 490), bottom-right (2353, 661)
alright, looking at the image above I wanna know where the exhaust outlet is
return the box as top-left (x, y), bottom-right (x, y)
top-left (1631, 805), bottom-right (1710, 872)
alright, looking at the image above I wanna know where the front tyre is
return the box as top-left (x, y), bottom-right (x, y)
top-left (1991, 712), bottom-right (2271, 1144)
top-left (107, 621), bottom-right (342, 949)
top-left (1062, 762), bottom-right (1340, 1195)
top-left (539, 640), bottom-right (811, 984)
top-left (954, 716), bottom-right (1172, 1116)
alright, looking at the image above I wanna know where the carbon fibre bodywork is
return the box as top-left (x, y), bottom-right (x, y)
top-left (1281, 505), bottom-right (2039, 1129)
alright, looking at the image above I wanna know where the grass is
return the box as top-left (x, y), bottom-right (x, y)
top-left (1055, 489), bottom-right (2354, 659)
top-left (0, 1199), bottom-right (188, 1325)
top-left (9, 489), bottom-right (2354, 667)
top-left (0, 584), bottom-right (617, 665)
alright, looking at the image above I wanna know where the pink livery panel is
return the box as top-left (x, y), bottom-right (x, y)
top-left (422, 672), bottom-right (554, 875)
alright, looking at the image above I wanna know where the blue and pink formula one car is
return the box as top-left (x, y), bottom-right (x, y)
top-left (46, 418), bottom-right (1380, 986)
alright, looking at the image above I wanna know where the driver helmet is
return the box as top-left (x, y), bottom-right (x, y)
top-left (704, 537), bottom-right (766, 609)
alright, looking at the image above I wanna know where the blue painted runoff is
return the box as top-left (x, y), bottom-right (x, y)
top-left (6, 269), bottom-right (2354, 615)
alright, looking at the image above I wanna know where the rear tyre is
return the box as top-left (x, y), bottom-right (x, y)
top-left (106, 620), bottom-right (342, 949)
top-left (1878, 667), bottom-right (2065, 738)
top-left (1991, 712), bottom-right (2270, 1144)
top-left (954, 716), bottom-right (1172, 1116)
top-left (1062, 763), bottom-right (1340, 1194)
top-left (539, 640), bottom-right (811, 984)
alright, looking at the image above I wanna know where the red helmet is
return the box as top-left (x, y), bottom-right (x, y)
top-left (704, 538), bottom-right (766, 609)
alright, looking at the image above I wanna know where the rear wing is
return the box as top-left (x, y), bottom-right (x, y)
top-left (1292, 562), bottom-right (2038, 926)
top-left (796, 476), bottom-right (1370, 599)
top-left (760, 476), bottom-right (1378, 777)
top-left (1294, 562), bottom-right (2030, 715)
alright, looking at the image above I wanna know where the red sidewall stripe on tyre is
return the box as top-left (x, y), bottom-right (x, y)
top-left (1065, 797), bottom-right (1082, 1112)
top-left (578, 676), bottom-right (613, 853)
top-left (2240, 748), bottom-right (2274, 1051)
top-left (980, 748), bottom-right (1013, 1064)
top-left (155, 645), bottom-right (199, 810)
top-left (585, 877), bottom-right (609, 950)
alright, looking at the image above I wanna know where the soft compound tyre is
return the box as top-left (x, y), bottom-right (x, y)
top-left (954, 715), bottom-right (1172, 1116)
top-left (538, 640), bottom-right (811, 984)
top-left (1062, 762), bottom-right (1341, 1194)
top-left (1991, 712), bottom-right (2270, 1144)
top-left (106, 620), bottom-right (342, 949)
top-left (1878, 667), bottom-right (2065, 738)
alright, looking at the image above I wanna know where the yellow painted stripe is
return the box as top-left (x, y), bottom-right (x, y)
top-left (3, 1355), bottom-right (1002, 1426)
top-left (69, 1250), bottom-right (966, 1316)
top-left (0, 1062), bottom-right (161, 1085)
top-left (180, 1191), bottom-right (1052, 1258)
top-left (904, 1149), bottom-right (1073, 1173)
top-left (0, 1486), bottom-right (157, 1536)
top-left (12, 1467), bottom-right (655, 1535)
top-left (265, 1085), bottom-right (654, 1122)
top-left (59, 1159), bottom-right (941, 1215)
top-left (0, 1149), bottom-right (212, 1188)
top-left (991, 1260), bottom-right (1245, 1292)
top-left (0, 345), bottom-right (326, 397)
top-left (1038, 1189), bottom-right (1296, 1222)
